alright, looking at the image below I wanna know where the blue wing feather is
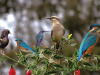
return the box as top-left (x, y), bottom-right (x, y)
top-left (19, 42), bottom-right (39, 56)
top-left (78, 32), bottom-right (98, 60)
top-left (36, 33), bottom-right (44, 47)
top-left (78, 32), bottom-right (89, 60)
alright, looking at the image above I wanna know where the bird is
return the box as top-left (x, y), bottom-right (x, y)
top-left (78, 28), bottom-right (100, 61)
top-left (47, 16), bottom-right (65, 52)
top-left (15, 39), bottom-right (39, 56)
top-left (89, 24), bottom-right (100, 30)
top-left (0, 29), bottom-right (12, 55)
top-left (36, 30), bottom-right (50, 48)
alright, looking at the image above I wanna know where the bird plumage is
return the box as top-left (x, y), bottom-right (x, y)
top-left (47, 16), bottom-right (65, 51)
top-left (36, 31), bottom-right (50, 47)
top-left (15, 39), bottom-right (39, 56)
top-left (90, 24), bottom-right (100, 30)
top-left (0, 29), bottom-right (12, 55)
top-left (78, 28), bottom-right (100, 61)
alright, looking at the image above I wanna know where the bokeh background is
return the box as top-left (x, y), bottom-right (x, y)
top-left (0, 0), bottom-right (100, 75)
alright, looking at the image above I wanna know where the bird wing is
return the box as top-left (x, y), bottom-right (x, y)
top-left (19, 42), bottom-right (38, 55)
top-left (78, 32), bottom-right (98, 60)
top-left (0, 39), bottom-right (3, 45)
top-left (36, 34), bottom-right (44, 47)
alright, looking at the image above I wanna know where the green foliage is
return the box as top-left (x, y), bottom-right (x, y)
top-left (1, 34), bottom-right (100, 75)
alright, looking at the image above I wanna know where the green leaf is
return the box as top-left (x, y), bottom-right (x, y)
top-left (84, 54), bottom-right (92, 57)
top-left (61, 37), bottom-right (67, 41)
top-left (82, 62), bottom-right (92, 66)
top-left (43, 49), bottom-right (52, 55)
top-left (69, 43), bottom-right (77, 46)
top-left (53, 54), bottom-right (63, 59)
top-left (70, 63), bottom-right (74, 69)
top-left (0, 55), bottom-right (4, 62)
top-left (53, 64), bottom-right (63, 68)
top-left (67, 65), bottom-right (70, 72)
top-left (45, 69), bottom-right (57, 74)
top-left (48, 58), bottom-right (55, 63)
top-left (73, 50), bottom-right (78, 57)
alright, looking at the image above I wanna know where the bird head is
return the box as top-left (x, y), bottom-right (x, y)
top-left (1, 29), bottom-right (12, 37)
top-left (15, 39), bottom-right (23, 43)
top-left (47, 16), bottom-right (60, 22)
top-left (90, 24), bottom-right (100, 30)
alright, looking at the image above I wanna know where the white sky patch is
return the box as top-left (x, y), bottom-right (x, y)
top-left (0, 19), bottom-right (8, 28)
top-left (7, 13), bottom-right (15, 23)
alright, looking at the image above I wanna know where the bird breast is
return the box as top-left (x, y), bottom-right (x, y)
top-left (51, 24), bottom-right (64, 42)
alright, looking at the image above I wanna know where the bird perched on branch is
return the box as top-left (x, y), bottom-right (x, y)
top-left (47, 16), bottom-right (65, 52)
top-left (0, 29), bottom-right (12, 55)
top-left (36, 31), bottom-right (50, 48)
top-left (78, 28), bottom-right (100, 61)
top-left (15, 39), bottom-right (38, 56)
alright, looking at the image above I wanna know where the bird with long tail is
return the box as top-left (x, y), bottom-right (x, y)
top-left (78, 28), bottom-right (100, 61)
top-left (36, 31), bottom-right (50, 48)
top-left (15, 39), bottom-right (38, 56)
top-left (0, 29), bottom-right (12, 55)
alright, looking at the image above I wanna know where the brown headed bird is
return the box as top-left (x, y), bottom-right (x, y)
top-left (47, 16), bottom-right (65, 52)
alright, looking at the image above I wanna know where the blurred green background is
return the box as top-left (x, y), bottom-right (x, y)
top-left (0, 0), bottom-right (100, 75)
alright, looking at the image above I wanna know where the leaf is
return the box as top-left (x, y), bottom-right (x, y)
top-left (61, 37), bottom-right (67, 41)
top-left (25, 53), bottom-right (36, 58)
top-left (73, 50), bottom-right (78, 57)
top-left (53, 64), bottom-right (63, 68)
top-left (45, 69), bottom-right (57, 74)
top-left (70, 63), bottom-right (74, 69)
top-left (51, 45), bottom-right (54, 49)
top-left (96, 63), bottom-right (99, 70)
top-left (82, 62), bottom-right (92, 66)
top-left (0, 55), bottom-right (4, 62)
top-left (67, 65), bottom-right (70, 72)
top-left (69, 43), bottom-right (77, 46)
top-left (53, 54), bottom-right (63, 59)
top-left (48, 58), bottom-right (55, 63)
top-left (39, 53), bottom-right (45, 58)
top-left (43, 49), bottom-right (52, 55)
top-left (84, 54), bottom-right (92, 57)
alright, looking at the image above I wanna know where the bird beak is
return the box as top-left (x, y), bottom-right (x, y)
top-left (47, 18), bottom-right (51, 19)
top-left (9, 33), bottom-right (13, 35)
top-left (15, 40), bottom-right (17, 41)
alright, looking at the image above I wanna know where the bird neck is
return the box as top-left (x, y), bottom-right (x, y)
top-left (52, 20), bottom-right (61, 25)
top-left (1, 34), bottom-right (8, 40)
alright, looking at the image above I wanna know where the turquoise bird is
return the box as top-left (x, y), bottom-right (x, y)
top-left (78, 28), bottom-right (100, 61)
top-left (15, 39), bottom-right (39, 56)
top-left (89, 24), bottom-right (100, 30)
top-left (36, 31), bottom-right (50, 47)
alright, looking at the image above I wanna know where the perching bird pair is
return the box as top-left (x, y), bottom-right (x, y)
top-left (78, 24), bottom-right (100, 61)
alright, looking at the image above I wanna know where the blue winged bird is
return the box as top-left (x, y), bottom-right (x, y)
top-left (78, 28), bottom-right (100, 61)
top-left (36, 31), bottom-right (50, 47)
top-left (15, 39), bottom-right (38, 56)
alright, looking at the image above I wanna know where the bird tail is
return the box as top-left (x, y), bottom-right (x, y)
top-left (56, 43), bottom-right (60, 50)
top-left (31, 50), bottom-right (39, 56)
